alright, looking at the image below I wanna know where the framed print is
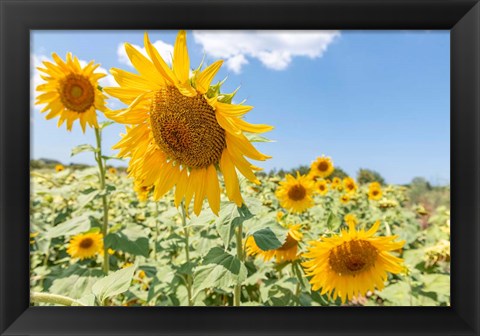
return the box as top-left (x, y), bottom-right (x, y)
top-left (1, 0), bottom-right (479, 335)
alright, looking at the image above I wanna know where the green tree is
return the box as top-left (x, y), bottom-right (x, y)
top-left (357, 168), bottom-right (386, 185)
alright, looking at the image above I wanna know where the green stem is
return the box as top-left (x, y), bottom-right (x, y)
top-left (234, 221), bottom-right (244, 307)
top-left (153, 202), bottom-right (160, 261)
top-left (94, 127), bottom-right (109, 275)
top-left (31, 292), bottom-right (85, 306)
top-left (180, 201), bottom-right (193, 306)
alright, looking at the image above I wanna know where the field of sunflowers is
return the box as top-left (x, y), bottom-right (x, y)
top-left (30, 30), bottom-right (450, 307)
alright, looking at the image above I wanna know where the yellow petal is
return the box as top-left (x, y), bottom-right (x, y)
top-left (174, 168), bottom-right (189, 207)
top-left (195, 60), bottom-right (223, 94)
top-left (219, 150), bottom-right (243, 206)
top-left (110, 68), bottom-right (155, 91)
top-left (205, 165), bottom-right (220, 215)
top-left (173, 30), bottom-right (190, 83)
top-left (143, 32), bottom-right (177, 85)
top-left (226, 133), bottom-right (271, 161)
top-left (124, 43), bottom-right (165, 87)
top-left (193, 168), bottom-right (207, 215)
top-left (234, 117), bottom-right (274, 134)
top-left (216, 101), bottom-right (253, 117)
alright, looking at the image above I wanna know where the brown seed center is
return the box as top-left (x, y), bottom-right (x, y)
top-left (318, 161), bottom-right (329, 172)
top-left (79, 237), bottom-right (94, 249)
top-left (287, 184), bottom-right (307, 201)
top-left (150, 87), bottom-right (226, 169)
top-left (328, 240), bottom-right (378, 276)
top-left (59, 74), bottom-right (95, 113)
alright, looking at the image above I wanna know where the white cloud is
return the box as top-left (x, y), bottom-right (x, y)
top-left (193, 30), bottom-right (340, 73)
top-left (117, 40), bottom-right (173, 67)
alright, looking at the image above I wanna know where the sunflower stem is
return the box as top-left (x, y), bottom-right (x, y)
top-left (234, 221), bottom-right (244, 307)
top-left (153, 202), bottom-right (160, 261)
top-left (31, 292), bottom-right (85, 306)
top-left (180, 201), bottom-right (193, 306)
top-left (94, 127), bottom-right (109, 275)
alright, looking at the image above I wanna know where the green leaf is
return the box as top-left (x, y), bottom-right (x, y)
top-left (326, 211), bottom-right (341, 231)
top-left (193, 247), bottom-right (247, 295)
top-left (92, 265), bottom-right (136, 304)
top-left (99, 121), bottom-right (115, 130)
top-left (251, 227), bottom-right (287, 251)
top-left (244, 132), bottom-right (274, 143)
top-left (45, 213), bottom-right (92, 239)
top-left (47, 264), bottom-right (103, 299)
top-left (71, 144), bottom-right (97, 157)
top-left (101, 155), bottom-right (124, 161)
top-left (216, 203), bottom-right (253, 247)
top-left (104, 232), bottom-right (149, 258)
top-left (421, 274), bottom-right (450, 300)
top-left (71, 190), bottom-right (100, 215)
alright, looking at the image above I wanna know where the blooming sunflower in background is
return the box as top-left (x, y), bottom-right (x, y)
top-left (246, 224), bottom-right (302, 262)
top-left (331, 177), bottom-right (341, 189)
top-left (316, 179), bottom-right (329, 195)
top-left (36, 53), bottom-right (107, 132)
top-left (276, 173), bottom-right (315, 213)
top-left (104, 31), bottom-right (272, 215)
top-left (55, 164), bottom-right (65, 172)
top-left (343, 177), bottom-right (357, 194)
top-left (67, 232), bottom-right (104, 260)
top-left (340, 194), bottom-right (350, 205)
top-left (302, 220), bottom-right (405, 303)
top-left (108, 167), bottom-right (117, 175)
top-left (310, 156), bottom-right (334, 178)
top-left (368, 182), bottom-right (383, 201)
top-left (134, 180), bottom-right (153, 202)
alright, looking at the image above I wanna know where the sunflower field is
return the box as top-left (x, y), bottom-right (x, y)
top-left (30, 30), bottom-right (450, 307)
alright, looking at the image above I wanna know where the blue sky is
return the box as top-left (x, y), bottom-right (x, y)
top-left (31, 30), bottom-right (450, 185)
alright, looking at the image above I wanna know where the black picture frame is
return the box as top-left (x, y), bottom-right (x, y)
top-left (1, 0), bottom-right (479, 335)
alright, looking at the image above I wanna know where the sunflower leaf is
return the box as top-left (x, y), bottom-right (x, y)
top-left (193, 247), bottom-right (247, 296)
top-left (215, 203), bottom-right (253, 248)
top-left (71, 144), bottom-right (97, 157)
top-left (92, 265), bottom-right (136, 304)
top-left (251, 227), bottom-right (286, 251)
top-left (104, 232), bottom-right (149, 258)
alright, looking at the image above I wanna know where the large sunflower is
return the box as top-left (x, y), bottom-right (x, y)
top-left (302, 221), bottom-right (405, 303)
top-left (36, 53), bottom-right (107, 132)
top-left (104, 31), bottom-right (272, 215)
top-left (246, 225), bottom-right (303, 262)
top-left (310, 156), bottom-right (334, 178)
top-left (276, 173), bottom-right (315, 213)
top-left (67, 232), bottom-right (104, 260)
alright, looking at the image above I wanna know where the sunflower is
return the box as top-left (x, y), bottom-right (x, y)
top-left (302, 220), bottom-right (405, 303)
top-left (104, 31), bottom-right (272, 216)
top-left (368, 182), bottom-right (383, 201)
top-left (67, 232), bottom-right (104, 260)
top-left (340, 194), bottom-right (350, 205)
top-left (134, 180), bottom-right (153, 202)
top-left (331, 177), bottom-right (341, 188)
top-left (35, 53), bottom-right (107, 132)
top-left (316, 179), bottom-right (329, 195)
top-left (343, 177), bottom-right (357, 194)
top-left (276, 173), bottom-right (315, 213)
top-left (108, 167), bottom-right (117, 175)
top-left (344, 213), bottom-right (358, 227)
top-left (246, 224), bottom-right (303, 262)
top-left (310, 156), bottom-right (334, 178)
top-left (55, 164), bottom-right (65, 172)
